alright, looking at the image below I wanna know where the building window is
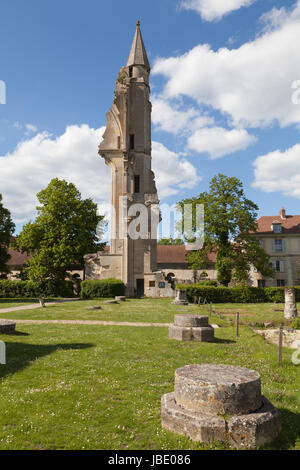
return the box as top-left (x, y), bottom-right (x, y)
top-left (130, 134), bottom-right (135, 150)
top-left (272, 223), bottom-right (282, 233)
top-left (134, 175), bottom-right (140, 193)
top-left (258, 280), bottom-right (266, 287)
top-left (159, 282), bottom-right (165, 288)
top-left (275, 260), bottom-right (284, 272)
top-left (273, 239), bottom-right (285, 252)
top-left (129, 67), bottom-right (133, 78)
top-left (277, 280), bottom-right (285, 287)
top-left (149, 281), bottom-right (155, 287)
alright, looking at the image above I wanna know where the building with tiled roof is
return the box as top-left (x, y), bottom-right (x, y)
top-left (3, 243), bottom-right (217, 285)
top-left (251, 208), bottom-right (300, 287)
top-left (156, 245), bottom-right (217, 284)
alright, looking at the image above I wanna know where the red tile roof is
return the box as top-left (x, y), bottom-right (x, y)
top-left (256, 212), bottom-right (300, 234)
top-left (157, 245), bottom-right (187, 264)
top-left (157, 245), bottom-right (217, 264)
top-left (5, 244), bottom-right (217, 268)
top-left (6, 248), bottom-right (31, 266)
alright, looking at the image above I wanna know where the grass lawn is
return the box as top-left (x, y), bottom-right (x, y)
top-left (0, 298), bottom-right (297, 328)
top-left (0, 302), bottom-right (299, 450)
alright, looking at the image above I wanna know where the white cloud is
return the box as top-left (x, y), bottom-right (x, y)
top-left (0, 125), bottom-right (199, 224)
top-left (180, 0), bottom-right (256, 22)
top-left (25, 123), bottom-right (37, 134)
top-left (153, 1), bottom-right (300, 129)
top-left (252, 144), bottom-right (300, 198)
top-left (152, 96), bottom-right (213, 135)
top-left (0, 125), bottom-right (109, 224)
top-left (187, 126), bottom-right (257, 158)
top-left (152, 141), bottom-right (201, 197)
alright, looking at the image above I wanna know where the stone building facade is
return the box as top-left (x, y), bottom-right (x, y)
top-left (84, 22), bottom-right (173, 297)
top-left (251, 208), bottom-right (300, 287)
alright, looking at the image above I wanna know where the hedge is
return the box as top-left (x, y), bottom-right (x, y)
top-left (197, 280), bottom-right (218, 287)
top-left (176, 284), bottom-right (300, 304)
top-left (0, 279), bottom-right (73, 298)
top-left (80, 279), bottom-right (125, 299)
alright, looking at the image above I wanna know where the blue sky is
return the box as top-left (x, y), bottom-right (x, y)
top-left (1, 0), bottom-right (300, 235)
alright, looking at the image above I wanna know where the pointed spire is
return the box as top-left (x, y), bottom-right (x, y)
top-left (127, 21), bottom-right (150, 72)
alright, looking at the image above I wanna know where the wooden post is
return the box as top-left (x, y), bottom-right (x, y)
top-left (236, 312), bottom-right (239, 337)
top-left (278, 324), bottom-right (283, 365)
top-left (198, 296), bottom-right (201, 305)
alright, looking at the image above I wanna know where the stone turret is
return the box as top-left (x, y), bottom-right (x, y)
top-left (84, 22), bottom-right (173, 297)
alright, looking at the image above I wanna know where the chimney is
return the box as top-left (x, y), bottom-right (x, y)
top-left (280, 207), bottom-right (286, 220)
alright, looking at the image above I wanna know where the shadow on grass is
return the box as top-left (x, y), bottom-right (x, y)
top-left (213, 338), bottom-right (236, 344)
top-left (0, 342), bottom-right (93, 379)
top-left (8, 331), bottom-right (30, 337)
top-left (264, 408), bottom-right (300, 450)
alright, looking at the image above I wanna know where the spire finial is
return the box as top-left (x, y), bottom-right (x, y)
top-left (127, 20), bottom-right (150, 72)
top-left (136, 20), bottom-right (140, 28)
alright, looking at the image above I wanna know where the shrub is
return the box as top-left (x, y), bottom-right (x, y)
top-left (198, 280), bottom-right (218, 287)
top-left (290, 317), bottom-right (300, 330)
top-left (80, 279), bottom-right (125, 299)
top-left (175, 284), bottom-right (300, 304)
top-left (0, 279), bottom-right (73, 298)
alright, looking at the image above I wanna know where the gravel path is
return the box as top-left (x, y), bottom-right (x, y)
top-left (3, 319), bottom-right (170, 327)
top-left (0, 298), bottom-right (79, 314)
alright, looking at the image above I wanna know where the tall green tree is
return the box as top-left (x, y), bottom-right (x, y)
top-left (16, 179), bottom-right (105, 282)
top-left (0, 194), bottom-right (15, 275)
top-left (177, 174), bottom-right (274, 286)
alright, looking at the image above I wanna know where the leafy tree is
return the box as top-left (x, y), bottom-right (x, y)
top-left (0, 194), bottom-right (15, 274)
top-left (16, 179), bottom-right (105, 282)
top-left (157, 237), bottom-right (184, 245)
top-left (177, 174), bottom-right (274, 286)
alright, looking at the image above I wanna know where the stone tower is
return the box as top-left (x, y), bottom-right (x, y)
top-left (85, 22), bottom-right (171, 297)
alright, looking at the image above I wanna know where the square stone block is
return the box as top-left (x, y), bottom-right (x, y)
top-left (161, 392), bottom-right (226, 444)
top-left (228, 396), bottom-right (282, 449)
top-left (169, 325), bottom-right (214, 342)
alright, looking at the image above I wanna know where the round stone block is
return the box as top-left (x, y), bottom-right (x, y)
top-left (115, 296), bottom-right (126, 302)
top-left (174, 314), bottom-right (208, 327)
top-left (0, 320), bottom-right (16, 334)
top-left (174, 364), bottom-right (261, 416)
top-left (284, 288), bottom-right (298, 319)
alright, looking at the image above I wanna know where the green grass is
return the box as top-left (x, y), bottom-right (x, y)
top-left (213, 302), bottom-right (300, 328)
top-left (0, 317), bottom-right (299, 450)
top-left (0, 297), bottom-right (296, 327)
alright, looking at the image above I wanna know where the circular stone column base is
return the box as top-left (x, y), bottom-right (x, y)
top-left (161, 392), bottom-right (281, 449)
top-left (175, 364), bottom-right (261, 415)
top-left (174, 314), bottom-right (209, 327)
top-left (0, 320), bottom-right (16, 334)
